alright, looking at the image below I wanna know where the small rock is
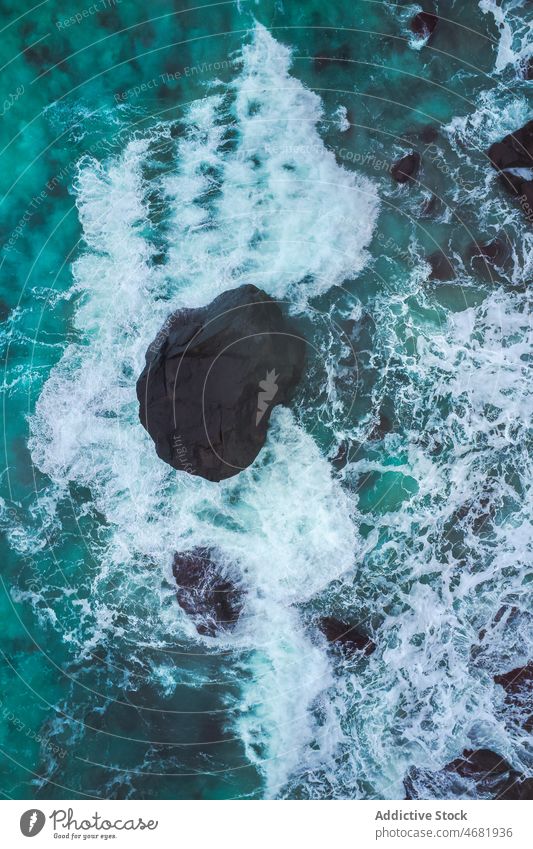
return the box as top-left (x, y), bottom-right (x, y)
top-left (487, 120), bottom-right (533, 221)
top-left (466, 237), bottom-right (511, 270)
top-left (410, 12), bottom-right (439, 41)
top-left (368, 408), bottom-right (394, 441)
top-left (173, 549), bottom-right (244, 636)
top-left (494, 662), bottom-right (533, 732)
top-left (318, 616), bottom-right (376, 656)
top-left (421, 194), bottom-right (439, 217)
top-left (427, 250), bottom-right (456, 280)
top-left (391, 151), bottom-right (421, 184)
top-left (330, 441), bottom-right (350, 471)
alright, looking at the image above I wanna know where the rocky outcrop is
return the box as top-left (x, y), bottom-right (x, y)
top-left (410, 12), bottom-right (439, 41)
top-left (137, 285), bottom-right (306, 482)
top-left (494, 662), bottom-right (533, 732)
top-left (172, 548), bottom-right (244, 636)
top-left (427, 250), bottom-right (456, 280)
top-left (391, 152), bottom-right (421, 184)
top-left (421, 194), bottom-right (439, 218)
top-left (466, 237), bottom-right (511, 273)
top-left (444, 750), bottom-right (533, 800)
top-left (487, 121), bottom-right (533, 222)
top-left (404, 749), bottom-right (533, 800)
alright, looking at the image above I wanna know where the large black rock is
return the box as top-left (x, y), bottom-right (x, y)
top-left (390, 151), bottom-right (421, 184)
top-left (410, 12), bottom-right (438, 41)
top-left (137, 285), bottom-right (306, 481)
top-left (487, 121), bottom-right (533, 221)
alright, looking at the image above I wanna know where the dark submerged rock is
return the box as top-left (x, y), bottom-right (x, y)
top-left (318, 616), bottom-right (376, 656)
top-left (137, 285), bottom-right (306, 482)
top-left (391, 151), bottom-right (421, 184)
top-left (172, 548), bottom-right (244, 636)
top-left (494, 662), bottom-right (533, 732)
top-left (410, 12), bottom-right (439, 41)
top-left (314, 43), bottom-right (351, 73)
top-left (453, 493), bottom-right (493, 534)
top-left (330, 441), bottom-right (350, 471)
top-left (368, 407), bottom-right (394, 441)
top-left (421, 193), bottom-right (439, 217)
top-left (427, 250), bottom-right (456, 280)
top-left (466, 237), bottom-right (511, 271)
top-left (420, 125), bottom-right (438, 144)
top-left (23, 43), bottom-right (55, 68)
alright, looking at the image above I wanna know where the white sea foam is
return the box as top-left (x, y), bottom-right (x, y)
top-left (305, 287), bottom-right (533, 798)
top-left (445, 88), bottom-right (530, 149)
top-left (333, 105), bottom-right (350, 132)
top-left (480, 0), bottom-right (533, 74)
top-left (163, 23), bottom-right (379, 309)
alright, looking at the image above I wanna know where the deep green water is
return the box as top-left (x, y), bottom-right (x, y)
top-left (0, 0), bottom-right (532, 800)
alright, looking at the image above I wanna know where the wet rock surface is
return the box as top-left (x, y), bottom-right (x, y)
top-left (494, 662), bottom-right (533, 732)
top-left (137, 284), bottom-right (306, 482)
top-left (391, 151), bottom-right (421, 184)
top-left (410, 11), bottom-right (439, 41)
top-left (172, 548), bottom-right (245, 636)
top-left (405, 749), bottom-right (533, 800)
top-left (318, 616), bottom-right (376, 656)
top-left (487, 121), bottom-right (533, 221)
top-left (427, 250), bottom-right (456, 280)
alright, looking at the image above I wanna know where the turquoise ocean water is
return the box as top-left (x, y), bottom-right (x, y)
top-left (0, 0), bottom-right (532, 799)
